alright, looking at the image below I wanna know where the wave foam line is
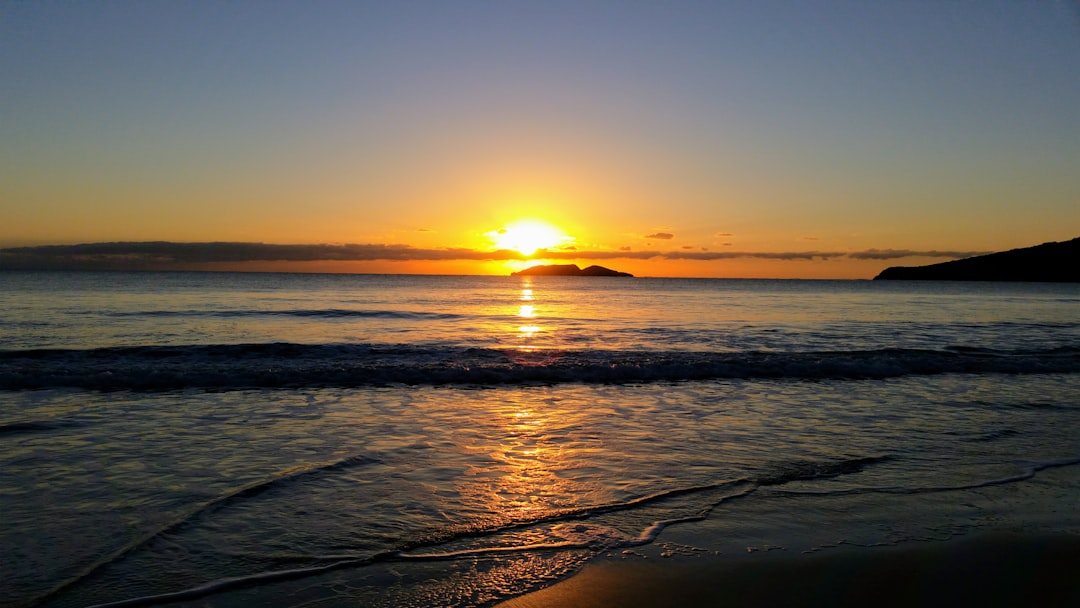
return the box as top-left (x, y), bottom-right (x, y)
top-left (82, 554), bottom-right (384, 608)
top-left (771, 455), bottom-right (1080, 497)
top-left (628, 482), bottom-right (762, 547)
top-left (399, 484), bottom-right (763, 561)
top-left (391, 478), bottom-right (754, 556)
top-left (80, 484), bottom-right (761, 608)
top-left (63, 455), bottom-right (889, 607)
top-left (30, 453), bottom-right (380, 608)
top-left (71, 480), bottom-right (752, 608)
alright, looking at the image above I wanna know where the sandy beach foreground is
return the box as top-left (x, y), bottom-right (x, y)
top-left (497, 533), bottom-right (1080, 608)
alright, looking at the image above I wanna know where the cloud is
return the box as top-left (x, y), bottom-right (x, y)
top-left (0, 241), bottom-right (530, 269)
top-left (714, 232), bottom-right (733, 237)
top-left (537, 249), bottom-right (847, 261)
top-left (645, 232), bottom-right (674, 240)
top-left (0, 241), bottom-right (989, 270)
top-left (801, 236), bottom-right (819, 241)
top-left (535, 248), bottom-right (988, 262)
top-left (847, 249), bottom-right (988, 260)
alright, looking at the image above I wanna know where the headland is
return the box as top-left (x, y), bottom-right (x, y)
top-left (874, 237), bottom-right (1080, 282)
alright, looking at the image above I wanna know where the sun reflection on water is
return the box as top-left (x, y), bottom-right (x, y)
top-left (515, 279), bottom-right (543, 347)
top-left (505, 278), bottom-right (572, 365)
top-left (517, 325), bottom-right (540, 339)
top-left (458, 392), bottom-right (605, 525)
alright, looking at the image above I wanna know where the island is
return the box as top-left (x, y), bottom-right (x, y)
top-left (511, 264), bottom-right (633, 277)
top-left (874, 237), bottom-right (1080, 282)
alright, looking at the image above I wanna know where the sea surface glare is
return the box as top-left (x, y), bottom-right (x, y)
top-left (2, 272), bottom-right (1079, 607)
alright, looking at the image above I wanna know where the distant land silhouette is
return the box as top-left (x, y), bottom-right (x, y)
top-left (874, 237), bottom-right (1080, 282)
top-left (511, 264), bottom-right (633, 277)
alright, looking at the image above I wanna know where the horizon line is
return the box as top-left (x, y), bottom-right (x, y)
top-left (0, 240), bottom-right (988, 265)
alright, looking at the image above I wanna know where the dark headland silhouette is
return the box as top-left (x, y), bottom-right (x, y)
top-left (511, 264), bottom-right (633, 277)
top-left (874, 237), bottom-right (1080, 282)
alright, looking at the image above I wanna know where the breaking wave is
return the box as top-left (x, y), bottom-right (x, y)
top-left (2, 343), bottom-right (1078, 391)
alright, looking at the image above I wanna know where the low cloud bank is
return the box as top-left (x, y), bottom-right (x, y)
top-left (847, 249), bottom-right (986, 260)
top-left (0, 241), bottom-right (987, 270)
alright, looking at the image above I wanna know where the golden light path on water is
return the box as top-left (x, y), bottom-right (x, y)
top-left (457, 277), bottom-right (608, 527)
top-left (455, 388), bottom-right (612, 533)
top-left (516, 280), bottom-right (541, 345)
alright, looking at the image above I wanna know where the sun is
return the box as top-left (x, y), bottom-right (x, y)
top-left (486, 219), bottom-right (571, 256)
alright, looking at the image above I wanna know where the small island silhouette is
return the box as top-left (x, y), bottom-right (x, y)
top-left (511, 264), bottom-right (633, 277)
top-left (874, 237), bottom-right (1080, 282)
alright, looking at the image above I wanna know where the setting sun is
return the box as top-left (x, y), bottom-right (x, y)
top-left (486, 220), bottom-right (572, 256)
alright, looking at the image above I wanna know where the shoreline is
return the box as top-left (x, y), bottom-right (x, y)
top-left (496, 532), bottom-right (1080, 608)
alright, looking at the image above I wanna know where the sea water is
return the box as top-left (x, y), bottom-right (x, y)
top-left (1, 271), bottom-right (1078, 607)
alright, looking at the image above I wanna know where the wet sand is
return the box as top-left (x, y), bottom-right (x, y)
top-left (497, 533), bottom-right (1080, 608)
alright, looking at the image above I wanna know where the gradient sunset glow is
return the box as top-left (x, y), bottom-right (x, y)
top-left (2, 2), bottom-right (1078, 278)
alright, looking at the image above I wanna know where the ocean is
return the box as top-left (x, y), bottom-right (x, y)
top-left (2, 271), bottom-right (1079, 607)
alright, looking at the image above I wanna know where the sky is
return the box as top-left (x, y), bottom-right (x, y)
top-left (2, 1), bottom-right (1078, 278)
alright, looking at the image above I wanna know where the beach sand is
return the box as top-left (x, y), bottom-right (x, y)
top-left (496, 533), bottom-right (1080, 608)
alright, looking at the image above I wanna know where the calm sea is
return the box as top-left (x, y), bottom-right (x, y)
top-left (2, 271), bottom-right (1079, 607)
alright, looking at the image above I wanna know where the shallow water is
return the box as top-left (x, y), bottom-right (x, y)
top-left (1, 272), bottom-right (1078, 607)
